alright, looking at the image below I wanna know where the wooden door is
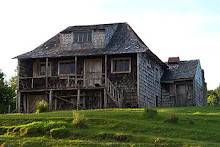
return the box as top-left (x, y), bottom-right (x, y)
top-left (176, 84), bottom-right (187, 106)
top-left (84, 59), bottom-right (102, 87)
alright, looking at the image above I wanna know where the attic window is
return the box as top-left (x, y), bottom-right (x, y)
top-left (111, 57), bottom-right (131, 73)
top-left (73, 32), bottom-right (92, 43)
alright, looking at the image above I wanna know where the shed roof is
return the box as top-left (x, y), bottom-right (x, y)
top-left (13, 22), bottom-right (167, 68)
top-left (161, 60), bottom-right (199, 81)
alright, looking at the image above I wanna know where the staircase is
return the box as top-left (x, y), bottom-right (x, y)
top-left (105, 78), bottom-right (124, 108)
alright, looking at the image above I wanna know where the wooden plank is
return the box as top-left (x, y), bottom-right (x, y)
top-left (77, 89), bottom-right (80, 111)
top-left (104, 55), bottom-right (107, 108)
top-left (75, 56), bottom-right (77, 88)
top-left (54, 98), bottom-right (57, 111)
top-left (27, 94), bottom-right (29, 113)
top-left (83, 91), bottom-right (86, 109)
top-left (49, 90), bottom-right (53, 111)
top-left (17, 92), bottom-right (21, 113)
top-left (100, 90), bottom-right (102, 108)
top-left (137, 53), bottom-right (140, 107)
top-left (46, 58), bottom-right (48, 89)
top-left (23, 94), bottom-right (27, 113)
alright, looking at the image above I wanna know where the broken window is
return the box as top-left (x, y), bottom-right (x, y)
top-left (59, 61), bottom-right (75, 74)
top-left (111, 58), bottom-right (131, 73)
top-left (73, 32), bottom-right (92, 43)
top-left (40, 63), bottom-right (51, 76)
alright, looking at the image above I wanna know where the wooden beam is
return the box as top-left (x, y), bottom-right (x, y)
top-left (77, 89), bottom-right (80, 111)
top-left (83, 91), bottom-right (86, 109)
top-left (27, 94), bottom-right (29, 113)
top-left (100, 90), bottom-right (102, 108)
top-left (54, 98), bottom-right (57, 111)
top-left (23, 94), bottom-right (27, 113)
top-left (17, 92), bottom-right (21, 113)
top-left (75, 56), bottom-right (77, 88)
top-left (137, 53), bottom-right (140, 107)
top-left (104, 55), bottom-right (107, 108)
top-left (46, 58), bottom-right (49, 89)
top-left (49, 90), bottom-right (53, 111)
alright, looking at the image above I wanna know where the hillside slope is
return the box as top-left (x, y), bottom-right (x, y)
top-left (0, 107), bottom-right (220, 146)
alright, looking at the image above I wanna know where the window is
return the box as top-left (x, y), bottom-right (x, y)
top-left (111, 58), bottom-right (131, 73)
top-left (40, 63), bottom-right (51, 76)
top-left (73, 32), bottom-right (92, 43)
top-left (59, 61), bottom-right (75, 75)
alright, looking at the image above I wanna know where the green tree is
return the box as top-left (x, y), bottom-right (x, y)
top-left (0, 70), bottom-right (16, 113)
top-left (207, 86), bottom-right (220, 106)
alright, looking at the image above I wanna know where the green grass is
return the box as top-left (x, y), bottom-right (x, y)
top-left (0, 106), bottom-right (220, 146)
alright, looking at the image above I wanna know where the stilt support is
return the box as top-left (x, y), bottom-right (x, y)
top-left (77, 89), bottom-right (80, 111)
top-left (49, 90), bottom-right (53, 111)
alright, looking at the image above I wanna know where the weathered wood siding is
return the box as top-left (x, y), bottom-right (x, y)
top-left (194, 61), bottom-right (204, 106)
top-left (139, 52), bottom-right (163, 107)
top-left (108, 53), bottom-right (137, 108)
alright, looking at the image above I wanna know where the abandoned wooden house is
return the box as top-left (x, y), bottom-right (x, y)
top-left (13, 23), bottom-right (207, 113)
top-left (161, 57), bottom-right (207, 107)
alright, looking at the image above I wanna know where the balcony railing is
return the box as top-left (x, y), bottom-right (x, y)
top-left (19, 73), bottom-right (105, 90)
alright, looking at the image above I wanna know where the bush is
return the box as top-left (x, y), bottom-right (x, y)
top-left (36, 100), bottom-right (48, 113)
top-left (164, 112), bottom-right (179, 124)
top-left (72, 111), bottom-right (87, 128)
top-left (143, 108), bottom-right (158, 119)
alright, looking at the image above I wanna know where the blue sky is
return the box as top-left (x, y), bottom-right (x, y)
top-left (0, 0), bottom-right (219, 89)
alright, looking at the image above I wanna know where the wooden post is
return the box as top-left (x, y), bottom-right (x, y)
top-left (23, 94), bottom-right (27, 113)
top-left (83, 91), bottom-right (86, 109)
top-left (104, 55), bottom-right (108, 108)
top-left (137, 53), bottom-right (140, 107)
top-left (174, 84), bottom-right (177, 106)
top-left (8, 105), bottom-right (10, 114)
top-left (45, 58), bottom-right (48, 89)
top-left (100, 90), bottom-right (102, 108)
top-left (49, 90), bottom-right (53, 111)
top-left (77, 89), bottom-right (80, 111)
top-left (31, 78), bottom-right (34, 89)
top-left (17, 92), bottom-right (21, 113)
top-left (54, 98), bottom-right (57, 111)
top-left (27, 95), bottom-right (29, 113)
top-left (75, 56), bottom-right (77, 88)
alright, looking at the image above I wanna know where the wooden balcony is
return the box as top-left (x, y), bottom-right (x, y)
top-left (19, 73), bottom-right (105, 91)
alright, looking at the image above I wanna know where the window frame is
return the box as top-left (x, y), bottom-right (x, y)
top-left (58, 60), bottom-right (76, 75)
top-left (111, 57), bottom-right (131, 73)
top-left (72, 31), bottom-right (93, 43)
top-left (39, 62), bottom-right (51, 77)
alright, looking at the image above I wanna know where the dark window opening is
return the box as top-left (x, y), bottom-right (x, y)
top-left (40, 63), bottom-right (51, 76)
top-left (60, 61), bottom-right (75, 74)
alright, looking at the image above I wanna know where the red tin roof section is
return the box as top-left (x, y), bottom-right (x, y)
top-left (168, 57), bottom-right (180, 63)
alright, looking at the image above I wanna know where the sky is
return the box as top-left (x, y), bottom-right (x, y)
top-left (0, 0), bottom-right (219, 90)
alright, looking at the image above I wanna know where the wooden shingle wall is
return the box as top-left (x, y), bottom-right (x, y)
top-left (139, 53), bottom-right (163, 107)
top-left (194, 61), bottom-right (204, 106)
top-left (108, 54), bottom-right (138, 108)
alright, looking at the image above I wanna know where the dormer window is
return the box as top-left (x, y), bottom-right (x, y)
top-left (73, 32), bottom-right (92, 43)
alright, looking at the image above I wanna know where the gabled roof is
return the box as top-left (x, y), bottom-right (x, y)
top-left (13, 22), bottom-right (167, 68)
top-left (161, 60), bottom-right (199, 82)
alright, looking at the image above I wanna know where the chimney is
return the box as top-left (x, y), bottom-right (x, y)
top-left (168, 57), bottom-right (180, 64)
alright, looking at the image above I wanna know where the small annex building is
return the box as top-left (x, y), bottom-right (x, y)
top-left (13, 23), bottom-right (207, 113)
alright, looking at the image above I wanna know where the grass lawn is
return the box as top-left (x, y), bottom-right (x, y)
top-left (0, 106), bottom-right (220, 146)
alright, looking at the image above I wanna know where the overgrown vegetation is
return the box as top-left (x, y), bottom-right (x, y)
top-left (36, 100), bottom-right (48, 113)
top-left (72, 111), bottom-right (87, 128)
top-left (164, 111), bottom-right (179, 124)
top-left (0, 107), bottom-right (220, 146)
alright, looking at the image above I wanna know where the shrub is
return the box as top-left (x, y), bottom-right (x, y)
top-left (143, 108), bottom-right (158, 119)
top-left (164, 112), bottom-right (179, 124)
top-left (72, 111), bottom-right (87, 128)
top-left (50, 127), bottom-right (70, 138)
top-left (36, 100), bottom-right (48, 113)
